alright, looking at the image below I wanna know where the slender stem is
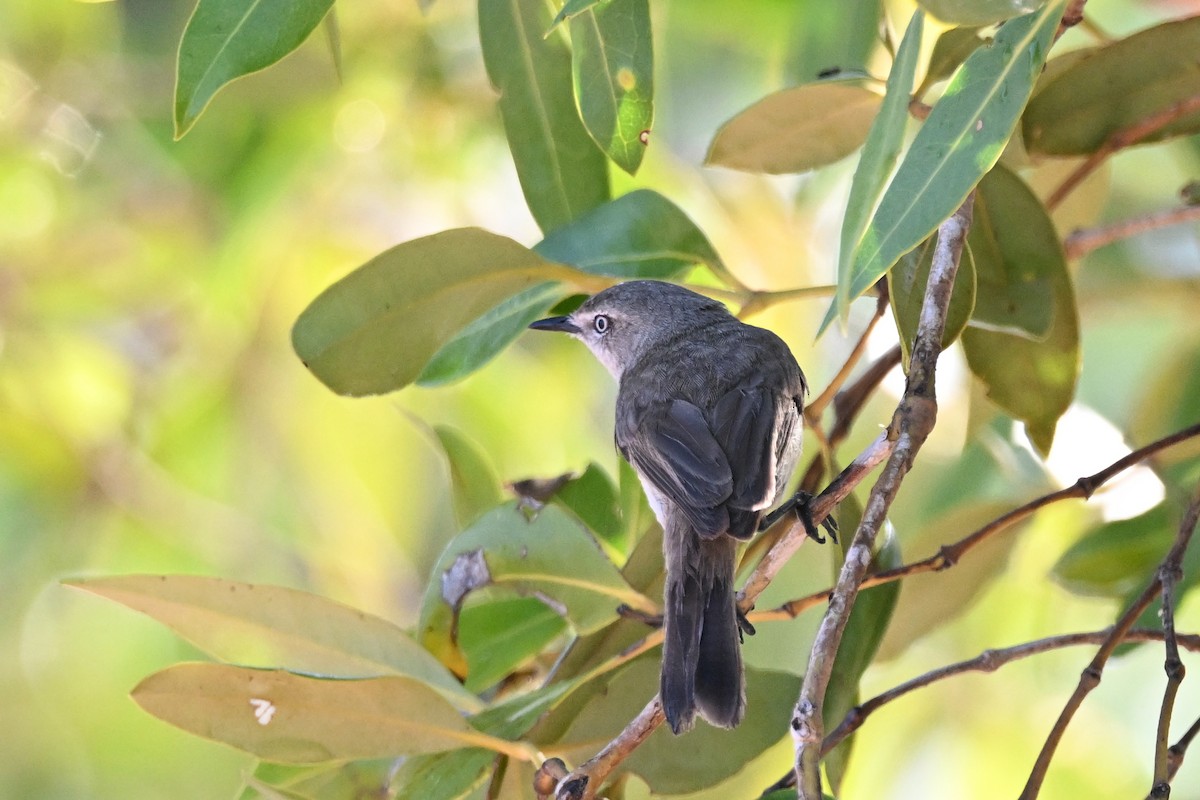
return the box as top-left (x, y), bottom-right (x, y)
top-left (1065, 205), bottom-right (1200, 260)
top-left (1168, 714), bottom-right (1200, 780)
top-left (1020, 487), bottom-right (1200, 800)
top-left (1046, 93), bottom-right (1200, 211)
top-left (792, 194), bottom-right (975, 799)
top-left (551, 698), bottom-right (665, 800)
top-left (807, 286), bottom-right (891, 419)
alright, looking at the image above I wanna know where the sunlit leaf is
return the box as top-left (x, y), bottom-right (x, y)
top-left (174, 0), bottom-right (335, 138)
top-left (889, 232), bottom-right (977, 365)
top-left (706, 83), bottom-right (882, 174)
top-left (459, 596), bottom-right (566, 692)
top-left (551, 0), bottom-right (603, 28)
top-left (534, 189), bottom-right (723, 278)
top-left (828, 1), bottom-right (1063, 327)
top-left (962, 165), bottom-right (1078, 454)
top-left (244, 760), bottom-right (398, 800)
top-left (480, 0), bottom-right (610, 232)
top-left (1023, 16), bottom-right (1200, 156)
top-left (917, 0), bottom-right (1042, 25)
top-left (133, 665), bottom-right (510, 763)
top-left (824, 10), bottom-right (923, 331)
top-left (66, 575), bottom-right (479, 710)
top-left (571, 0), bottom-right (653, 175)
top-left (434, 426), bottom-right (504, 527)
top-left (417, 503), bottom-right (655, 675)
top-left (292, 228), bottom-right (598, 396)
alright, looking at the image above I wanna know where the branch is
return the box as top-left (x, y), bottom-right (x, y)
top-left (551, 698), bottom-right (665, 800)
top-left (1168, 714), bottom-right (1200, 781)
top-left (1020, 485), bottom-right (1200, 800)
top-left (752, 420), bottom-right (1200, 625)
top-left (806, 284), bottom-right (891, 420)
top-left (1046, 92), bottom-right (1200, 210)
top-left (1064, 205), bottom-right (1200, 260)
top-left (822, 628), bottom-right (1200, 757)
top-left (791, 193), bottom-right (975, 799)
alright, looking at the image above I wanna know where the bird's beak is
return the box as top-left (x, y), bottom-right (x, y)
top-left (529, 315), bottom-right (581, 334)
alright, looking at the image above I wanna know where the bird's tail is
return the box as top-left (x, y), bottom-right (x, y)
top-left (661, 531), bottom-right (745, 734)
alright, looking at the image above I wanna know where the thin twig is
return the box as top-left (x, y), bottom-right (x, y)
top-left (1065, 205), bottom-right (1200, 260)
top-left (753, 421), bottom-right (1200, 625)
top-left (1168, 714), bottom-right (1200, 780)
top-left (552, 698), bottom-right (665, 800)
top-left (1020, 486), bottom-right (1200, 800)
top-left (806, 284), bottom-right (891, 419)
top-left (824, 628), bottom-right (1200, 756)
top-left (1046, 93), bottom-right (1200, 211)
top-left (791, 193), bottom-right (976, 799)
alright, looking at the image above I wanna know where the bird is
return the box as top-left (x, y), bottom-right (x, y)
top-left (529, 280), bottom-right (810, 733)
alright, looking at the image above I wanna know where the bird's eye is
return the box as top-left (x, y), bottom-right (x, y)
top-left (593, 314), bottom-right (611, 335)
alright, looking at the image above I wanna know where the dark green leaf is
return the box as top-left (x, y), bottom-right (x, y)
top-left (962, 165), bottom-right (1078, 454)
top-left (459, 597), bottom-right (567, 692)
top-left (1053, 505), bottom-right (1172, 597)
top-left (292, 228), bottom-right (598, 396)
top-left (551, 0), bottom-right (603, 28)
top-left (916, 26), bottom-right (984, 98)
top-left (889, 232), bottom-right (977, 365)
top-left (571, 0), bottom-right (654, 175)
top-left (706, 83), bottom-right (882, 174)
top-left (433, 426), bottom-right (504, 527)
top-left (174, 0), bottom-right (335, 138)
top-left (825, 10), bottom-right (923, 331)
top-left (417, 503), bottom-right (655, 674)
top-left (418, 282), bottom-right (564, 387)
top-left (552, 463), bottom-right (624, 550)
top-left (1023, 17), bottom-right (1200, 156)
top-left (479, 0), bottom-right (610, 232)
top-left (390, 750), bottom-right (495, 800)
top-left (132, 665), bottom-right (506, 763)
top-left (829, 1), bottom-right (1063, 326)
top-left (966, 164), bottom-right (1056, 339)
top-left (918, 0), bottom-right (1042, 25)
top-left (784, 0), bottom-right (882, 84)
top-left (534, 189), bottom-right (723, 278)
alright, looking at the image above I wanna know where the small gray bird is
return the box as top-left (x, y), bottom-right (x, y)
top-left (530, 280), bottom-right (808, 734)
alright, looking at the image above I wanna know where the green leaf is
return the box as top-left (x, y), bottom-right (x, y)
top-left (824, 516), bottom-right (901, 793)
top-left (828, 1), bottom-right (1063, 327)
top-left (824, 10), bottom-right (923, 332)
top-left (174, 0), bottom-right (335, 138)
top-left (705, 82), bottom-right (883, 174)
top-left (292, 228), bottom-right (597, 396)
top-left (132, 665), bottom-right (510, 763)
top-left (433, 425), bottom-right (505, 527)
top-left (1053, 505), bottom-right (1172, 597)
top-left (417, 503), bottom-right (655, 674)
top-left (917, 0), bottom-right (1042, 25)
top-left (479, 0), bottom-right (610, 232)
top-left (551, 463), bottom-right (624, 550)
top-left (966, 164), bottom-right (1056, 339)
top-left (552, 658), bottom-right (799, 794)
top-left (889, 232), bottom-right (977, 365)
top-left (418, 282), bottom-right (564, 387)
top-left (1023, 16), bottom-right (1200, 156)
top-left (961, 165), bottom-right (1078, 454)
top-left (570, 0), bottom-right (654, 175)
top-left (916, 26), bottom-right (984, 98)
top-left (390, 750), bottom-right (495, 800)
top-left (784, 0), bottom-right (882, 84)
top-left (551, 0), bottom-right (603, 28)
top-left (459, 597), bottom-right (567, 692)
top-left (244, 760), bottom-right (398, 800)
top-left (534, 189), bottom-right (723, 278)
top-left (66, 575), bottom-right (479, 711)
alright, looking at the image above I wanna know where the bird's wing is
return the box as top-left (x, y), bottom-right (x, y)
top-left (618, 398), bottom-right (733, 538)
top-left (710, 383), bottom-right (799, 538)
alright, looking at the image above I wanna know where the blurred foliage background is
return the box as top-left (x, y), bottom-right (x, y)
top-left (2, 0), bottom-right (1199, 797)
